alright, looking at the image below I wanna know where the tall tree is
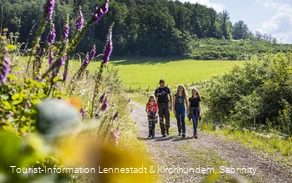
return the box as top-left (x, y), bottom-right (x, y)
top-left (218, 10), bottom-right (232, 39)
top-left (232, 20), bottom-right (249, 40)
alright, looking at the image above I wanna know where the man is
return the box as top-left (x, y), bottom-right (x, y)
top-left (154, 79), bottom-right (172, 137)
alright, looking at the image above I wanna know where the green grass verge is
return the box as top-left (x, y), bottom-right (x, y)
top-left (200, 122), bottom-right (292, 169)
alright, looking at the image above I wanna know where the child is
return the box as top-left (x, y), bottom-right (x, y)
top-left (173, 85), bottom-right (188, 138)
top-left (188, 87), bottom-right (201, 139)
top-left (145, 95), bottom-right (158, 139)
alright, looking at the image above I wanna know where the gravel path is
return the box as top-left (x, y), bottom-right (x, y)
top-left (130, 101), bottom-right (292, 183)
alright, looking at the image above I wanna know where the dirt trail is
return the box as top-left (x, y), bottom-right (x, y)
top-left (130, 101), bottom-right (292, 183)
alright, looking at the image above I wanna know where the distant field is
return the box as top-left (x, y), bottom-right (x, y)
top-left (71, 58), bottom-right (245, 90)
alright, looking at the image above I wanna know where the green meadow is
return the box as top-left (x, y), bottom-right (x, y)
top-left (72, 58), bottom-right (245, 90)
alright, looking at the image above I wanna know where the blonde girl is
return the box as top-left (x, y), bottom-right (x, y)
top-left (145, 95), bottom-right (158, 138)
top-left (173, 85), bottom-right (188, 138)
top-left (188, 87), bottom-right (201, 139)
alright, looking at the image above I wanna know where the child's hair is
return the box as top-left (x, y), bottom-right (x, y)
top-left (191, 87), bottom-right (200, 98)
top-left (176, 84), bottom-right (188, 98)
top-left (148, 94), bottom-right (157, 103)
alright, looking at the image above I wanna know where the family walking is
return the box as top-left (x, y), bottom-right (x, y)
top-left (145, 79), bottom-right (201, 139)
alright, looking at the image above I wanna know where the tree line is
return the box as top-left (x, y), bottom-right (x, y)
top-left (1, 0), bottom-right (289, 58)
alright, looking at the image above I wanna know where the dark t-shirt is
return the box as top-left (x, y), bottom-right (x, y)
top-left (155, 86), bottom-right (171, 103)
top-left (174, 93), bottom-right (185, 110)
top-left (188, 96), bottom-right (201, 108)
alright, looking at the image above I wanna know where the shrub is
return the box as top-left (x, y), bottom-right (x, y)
top-left (204, 53), bottom-right (292, 135)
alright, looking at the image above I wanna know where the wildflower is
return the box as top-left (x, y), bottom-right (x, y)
top-left (95, 113), bottom-right (99, 119)
top-left (47, 24), bottom-right (56, 46)
top-left (101, 97), bottom-right (108, 111)
top-left (82, 54), bottom-right (90, 67)
top-left (53, 54), bottom-right (66, 75)
top-left (63, 22), bottom-right (70, 43)
top-left (75, 10), bottom-right (84, 31)
top-left (80, 108), bottom-right (86, 118)
top-left (102, 27), bottom-right (113, 65)
top-left (0, 46), bottom-right (10, 84)
top-left (93, 0), bottom-right (109, 23)
top-left (36, 44), bottom-right (42, 57)
top-left (44, 0), bottom-right (55, 21)
top-left (27, 101), bottom-right (32, 108)
top-left (35, 99), bottom-right (80, 141)
top-left (99, 93), bottom-right (105, 103)
top-left (63, 71), bottom-right (68, 81)
top-left (113, 111), bottom-right (118, 120)
top-left (49, 50), bottom-right (54, 65)
top-left (89, 44), bottom-right (96, 60)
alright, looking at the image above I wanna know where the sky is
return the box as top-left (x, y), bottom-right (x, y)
top-left (178, 0), bottom-right (292, 44)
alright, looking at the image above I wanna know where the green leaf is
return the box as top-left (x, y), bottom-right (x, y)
top-left (12, 93), bottom-right (20, 100)
top-left (7, 75), bottom-right (18, 81)
top-left (11, 100), bottom-right (22, 105)
top-left (53, 76), bottom-right (60, 83)
top-left (2, 101), bottom-right (11, 110)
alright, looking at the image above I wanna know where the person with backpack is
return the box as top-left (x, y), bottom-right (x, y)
top-left (173, 85), bottom-right (189, 138)
top-left (154, 79), bottom-right (172, 137)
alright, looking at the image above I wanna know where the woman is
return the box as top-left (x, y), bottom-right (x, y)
top-left (188, 87), bottom-right (201, 139)
top-left (173, 85), bottom-right (188, 138)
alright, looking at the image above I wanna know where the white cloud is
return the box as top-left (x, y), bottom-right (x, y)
top-left (177, 0), bottom-right (225, 12)
top-left (257, 0), bottom-right (292, 43)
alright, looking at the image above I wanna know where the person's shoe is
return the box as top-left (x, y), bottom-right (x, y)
top-left (182, 134), bottom-right (186, 138)
top-left (166, 129), bottom-right (169, 135)
top-left (194, 133), bottom-right (198, 139)
top-left (152, 135), bottom-right (155, 139)
top-left (162, 134), bottom-right (166, 137)
top-left (178, 133), bottom-right (181, 136)
top-left (148, 133), bottom-right (151, 138)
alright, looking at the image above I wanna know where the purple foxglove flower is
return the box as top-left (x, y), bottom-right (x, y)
top-left (47, 24), bottom-right (56, 46)
top-left (93, 0), bottom-right (109, 23)
top-left (27, 101), bottom-right (32, 108)
top-left (44, 0), bottom-right (55, 21)
top-left (82, 54), bottom-right (90, 67)
top-left (89, 44), bottom-right (96, 60)
top-left (113, 111), bottom-right (118, 120)
top-left (36, 44), bottom-right (42, 57)
top-left (101, 98), bottom-right (108, 112)
top-left (59, 54), bottom-right (67, 66)
top-left (49, 50), bottom-right (54, 65)
top-left (75, 10), bottom-right (84, 31)
top-left (0, 47), bottom-right (10, 84)
top-left (95, 113), bottom-right (99, 119)
top-left (53, 54), bottom-right (66, 75)
top-left (63, 71), bottom-right (68, 81)
top-left (99, 93), bottom-right (105, 103)
top-left (63, 23), bottom-right (70, 43)
top-left (80, 108), bottom-right (86, 118)
top-left (102, 28), bottom-right (113, 65)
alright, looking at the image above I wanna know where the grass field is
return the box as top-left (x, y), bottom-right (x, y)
top-left (72, 58), bottom-right (245, 91)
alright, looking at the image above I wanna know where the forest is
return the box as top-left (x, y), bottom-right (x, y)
top-left (2, 0), bottom-right (292, 59)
